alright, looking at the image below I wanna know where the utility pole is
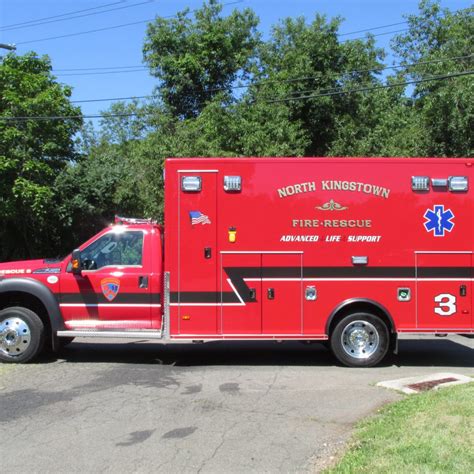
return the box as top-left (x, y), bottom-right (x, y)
top-left (0, 43), bottom-right (16, 60)
top-left (0, 43), bottom-right (16, 51)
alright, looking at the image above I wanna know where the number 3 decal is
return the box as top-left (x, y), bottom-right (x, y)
top-left (434, 293), bottom-right (457, 316)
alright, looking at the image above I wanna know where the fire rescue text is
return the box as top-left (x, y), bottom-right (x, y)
top-left (292, 219), bottom-right (372, 228)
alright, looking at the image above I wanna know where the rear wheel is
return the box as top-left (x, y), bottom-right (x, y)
top-left (0, 307), bottom-right (45, 363)
top-left (330, 313), bottom-right (389, 367)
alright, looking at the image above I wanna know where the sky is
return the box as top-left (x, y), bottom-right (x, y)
top-left (0, 0), bottom-right (471, 117)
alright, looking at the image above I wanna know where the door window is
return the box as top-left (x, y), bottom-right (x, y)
top-left (81, 231), bottom-right (143, 270)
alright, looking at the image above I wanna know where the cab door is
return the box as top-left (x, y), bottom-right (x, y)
top-left (60, 229), bottom-right (152, 329)
top-left (416, 253), bottom-right (471, 330)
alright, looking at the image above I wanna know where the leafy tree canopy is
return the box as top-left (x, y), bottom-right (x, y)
top-left (0, 52), bottom-right (82, 259)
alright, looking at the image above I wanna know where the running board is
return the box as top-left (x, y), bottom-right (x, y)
top-left (57, 330), bottom-right (163, 339)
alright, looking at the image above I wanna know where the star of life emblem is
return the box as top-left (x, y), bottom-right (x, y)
top-left (423, 205), bottom-right (455, 237)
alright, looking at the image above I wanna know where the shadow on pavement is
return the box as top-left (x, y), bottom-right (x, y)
top-left (43, 337), bottom-right (474, 369)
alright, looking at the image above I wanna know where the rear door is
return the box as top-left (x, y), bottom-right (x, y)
top-left (177, 171), bottom-right (218, 335)
top-left (416, 252), bottom-right (472, 330)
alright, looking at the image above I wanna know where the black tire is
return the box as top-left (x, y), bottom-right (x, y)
top-left (330, 312), bottom-right (389, 368)
top-left (0, 306), bottom-right (45, 363)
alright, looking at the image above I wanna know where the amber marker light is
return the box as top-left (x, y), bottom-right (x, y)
top-left (228, 227), bottom-right (237, 243)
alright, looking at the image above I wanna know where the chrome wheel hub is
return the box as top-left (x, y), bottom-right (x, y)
top-left (341, 320), bottom-right (379, 359)
top-left (0, 317), bottom-right (31, 357)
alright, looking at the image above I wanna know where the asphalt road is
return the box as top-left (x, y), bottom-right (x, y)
top-left (1, 335), bottom-right (473, 473)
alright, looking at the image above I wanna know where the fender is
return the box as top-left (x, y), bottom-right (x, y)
top-left (0, 277), bottom-right (64, 350)
top-left (325, 298), bottom-right (396, 335)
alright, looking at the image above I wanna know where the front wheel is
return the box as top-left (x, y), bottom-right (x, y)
top-left (330, 313), bottom-right (389, 367)
top-left (0, 307), bottom-right (45, 363)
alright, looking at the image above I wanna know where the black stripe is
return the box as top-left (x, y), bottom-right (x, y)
top-left (170, 292), bottom-right (241, 303)
top-left (227, 266), bottom-right (472, 279)
top-left (173, 266), bottom-right (472, 304)
top-left (417, 267), bottom-right (472, 278)
top-left (60, 292), bottom-right (161, 305)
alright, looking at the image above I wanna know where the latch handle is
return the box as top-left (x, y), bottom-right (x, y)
top-left (460, 285), bottom-right (467, 297)
top-left (267, 288), bottom-right (275, 300)
top-left (138, 276), bottom-right (148, 289)
top-left (249, 288), bottom-right (256, 301)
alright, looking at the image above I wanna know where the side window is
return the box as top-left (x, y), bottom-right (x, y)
top-left (81, 231), bottom-right (143, 270)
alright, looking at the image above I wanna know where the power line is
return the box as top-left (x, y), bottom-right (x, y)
top-left (265, 70), bottom-right (474, 104)
top-left (13, 6), bottom-right (439, 47)
top-left (338, 21), bottom-right (408, 37)
top-left (340, 28), bottom-right (409, 43)
top-left (0, 1), bottom-right (125, 30)
top-left (65, 54), bottom-right (473, 104)
top-left (1, 70), bottom-right (472, 122)
top-left (15, 1), bottom-right (244, 45)
top-left (58, 68), bottom-right (147, 77)
top-left (54, 65), bottom-right (146, 72)
top-left (53, 51), bottom-right (473, 77)
top-left (1, 1), bottom-right (155, 32)
top-left (259, 55), bottom-right (474, 99)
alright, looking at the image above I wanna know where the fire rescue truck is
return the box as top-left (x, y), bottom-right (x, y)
top-left (0, 158), bottom-right (472, 367)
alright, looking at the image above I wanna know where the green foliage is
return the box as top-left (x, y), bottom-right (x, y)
top-left (391, 0), bottom-right (474, 156)
top-left (252, 14), bottom-right (386, 156)
top-left (143, 0), bottom-right (260, 118)
top-left (1, 1), bottom-right (472, 261)
top-left (0, 52), bottom-right (82, 259)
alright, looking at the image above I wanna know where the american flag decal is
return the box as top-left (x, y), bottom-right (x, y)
top-left (189, 210), bottom-right (211, 225)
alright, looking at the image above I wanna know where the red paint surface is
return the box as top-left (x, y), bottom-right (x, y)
top-left (1, 157), bottom-right (472, 338)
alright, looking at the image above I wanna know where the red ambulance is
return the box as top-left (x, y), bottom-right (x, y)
top-left (0, 158), bottom-right (472, 367)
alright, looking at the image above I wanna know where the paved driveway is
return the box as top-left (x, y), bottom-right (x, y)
top-left (1, 335), bottom-right (473, 473)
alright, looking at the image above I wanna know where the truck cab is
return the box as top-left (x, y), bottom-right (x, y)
top-left (0, 217), bottom-right (164, 363)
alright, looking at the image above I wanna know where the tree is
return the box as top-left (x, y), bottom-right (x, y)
top-left (0, 52), bottom-right (82, 260)
top-left (143, 0), bottom-right (260, 118)
top-left (248, 14), bottom-right (387, 156)
top-left (391, 0), bottom-right (474, 156)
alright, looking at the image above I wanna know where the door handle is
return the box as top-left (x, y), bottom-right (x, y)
top-left (249, 288), bottom-right (256, 301)
top-left (204, 247), bottom-right (212, 259)
top-left (138, 276), bottom-right (149, 289)
top-left (460, 285), bottom-right (467, 297)
top-left (267, 288), bottom-right (275, 300)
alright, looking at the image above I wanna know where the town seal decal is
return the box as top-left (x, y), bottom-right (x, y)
top-left (101, 277), bottom-right (121, 302)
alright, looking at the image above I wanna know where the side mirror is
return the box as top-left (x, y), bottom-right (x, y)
top-left (71, 249), bottom-right (82, 275)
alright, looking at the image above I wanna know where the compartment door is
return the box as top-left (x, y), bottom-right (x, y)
top-left (178, 172), bottom-right (217, 335)
top-left (416, 253), bottom-right (471, 330)
top-left (262, 254), bottom-right (303, 334)
top-left (221, 253), bottom-right (262, 334)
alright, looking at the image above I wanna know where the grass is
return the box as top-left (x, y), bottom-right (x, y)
top-left (327, 383), bottom-right (474, 474)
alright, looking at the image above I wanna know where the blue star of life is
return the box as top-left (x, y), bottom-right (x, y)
top-left (423, 205), bottom-right (455, 237)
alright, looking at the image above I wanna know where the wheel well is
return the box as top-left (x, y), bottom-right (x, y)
top-left (327, 300), bottom-right (395, 336)
top-left (0, 291), bottom-right (52, 340)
